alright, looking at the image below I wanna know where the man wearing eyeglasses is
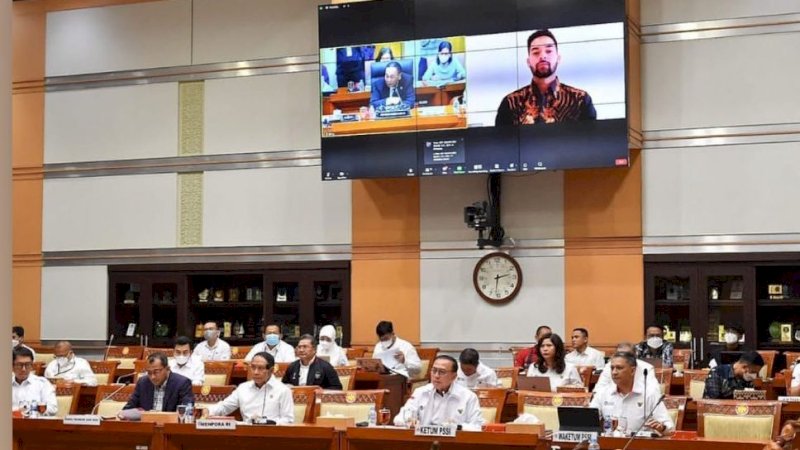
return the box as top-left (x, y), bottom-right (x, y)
top-left (205, 352), bottom-right (294, 423)
top-left (43, 341), bottom-right (97, 386)
top-left (12, 346), bottom-right (57, 416)
top-left (393, 355), bottom-right (484, 430)
top-left (121, 352), bottom-right (194, 414)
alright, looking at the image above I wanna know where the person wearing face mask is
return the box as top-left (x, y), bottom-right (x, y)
top-left (192, 322), bottom-right (231, 361)
top-left (702, 351), bottom-right (764, 399)
top-left (169, 336), bottom-right (205, 386)
top-left (43, 341), bottom-right (97, 386)
top-left (245, 324), bottom-right (297, 363)
top-left (12, 326), bottom-right (36, 360)
top-left (421, 40), bottom-right (466, 86)
top-left (634, 324), bottom-right (674, 368)
top-left (707, 324), bottom-right (744, 369)
top-left (316, 325), bottom-right (348, 367)
top-left (372, 320), bottom-right (421, 378)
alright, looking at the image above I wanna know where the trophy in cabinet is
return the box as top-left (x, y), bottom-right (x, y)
top-left (198, 289), bottom-right (210, 303)
top-left (229, 288), bottom-right (239, 303)
top-left (213, 289), bottom-right (225, 303)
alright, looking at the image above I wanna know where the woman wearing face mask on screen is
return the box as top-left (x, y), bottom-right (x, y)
top-left (421, 40), bottom-right (466, 86)
top-left (317, 325), bottom-right (348, 367)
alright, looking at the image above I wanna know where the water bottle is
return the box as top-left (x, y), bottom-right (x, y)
top-left (603, 415), bottom-right (612, 436)
top-left (367, 405), bottom-right (377, 427)
top-left (588, 435), bottom-right (600, 450)
top-left (184, 403), bottom-right (194, 424)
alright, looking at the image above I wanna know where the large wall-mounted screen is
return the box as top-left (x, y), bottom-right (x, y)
top-left (319, 0), bottom-right (629, 180)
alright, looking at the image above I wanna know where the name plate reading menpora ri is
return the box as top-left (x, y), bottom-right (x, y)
top-left (196, 419), bottom-right (237, 430)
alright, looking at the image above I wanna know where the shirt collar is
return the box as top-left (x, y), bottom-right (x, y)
top-left (154, 373), bottom-right (170, 390)
top-left (300, 357), bottom-right (315, 368)
top-left (530, 77), bottom-right (560, 99)
top-left (12, 374), bottom-right (33, 386)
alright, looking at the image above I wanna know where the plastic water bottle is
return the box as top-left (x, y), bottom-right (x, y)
top-left (588, 435), bottom-right (600, 450)
top-left (603, 415), bottom-right (613, 436)
top-left (367, 406), bottom-right (377, 427)
top-left (184, 403), bottom-right (194, 424)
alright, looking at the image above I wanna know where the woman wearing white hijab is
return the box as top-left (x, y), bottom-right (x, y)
top-left (317, 325), bottom-right (349, 367)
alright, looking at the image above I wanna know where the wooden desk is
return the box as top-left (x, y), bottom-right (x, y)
top-left (353, 372), bottom-right (408, 418)
top-left (327, 108), bottom-right (466, 136)
top-left (13, 418), bottom-right (161, 450)
top-left (323, 83), bottom-right (466, 114)
top-left (163, 423), bottom-right (338, 450)
top-left (555, 435), bottom-right (768, 450)
top-left (344, 427), bottom-right (550, 450)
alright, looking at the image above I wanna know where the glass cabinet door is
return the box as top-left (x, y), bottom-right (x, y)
top-left (649, 268), bottom-right (694, 350)
top-left (698, 265), bottom-right (755, 367)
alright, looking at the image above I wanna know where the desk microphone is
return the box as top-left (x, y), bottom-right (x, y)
top-left (621, 394), bottom-right (665, 450)
top-left (642, 368), bottom-right (648, 424)
top-left (105, 334), bottom-right (115, 359)
top-left (90, 383), bottom-right (130, 415)
top-left (115, 372), bottom-right (137, 384)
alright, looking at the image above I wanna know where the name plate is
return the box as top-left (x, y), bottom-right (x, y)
top-left (553, 431), bottom-right (598, 443)
top-left (63, 415), bottom-right (101, 426)
top-left (415, 424), bottom-right (457, 437)
top-left (196, 419), bottom-right (237, 430)
top-left (779, 396), bottom-right (800, 402)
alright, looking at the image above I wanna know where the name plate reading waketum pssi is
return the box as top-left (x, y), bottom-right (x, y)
top-left (553, 431), bottom-right (598, 443)
top-left (415, 424), bottom-right (457, 437)
top-left (196, 419), bottom-right (237, 430)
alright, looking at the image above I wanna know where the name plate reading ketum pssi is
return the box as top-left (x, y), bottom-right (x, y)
top-left (415, 424), bottom-right (457, 437)
top-left (553, 431), bottom-right (598, 443)
top-left (779, 396), bottom-right (800, 402)
top-left (63, 415), bottom-right (102, 426)
top-left (196, 419), bottom-right (237, 430)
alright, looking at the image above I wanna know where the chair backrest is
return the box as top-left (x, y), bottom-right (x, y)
top-left (556, 385), bottom-right (587, 393)
top-left (663, 396), bottom-right (687, 431)
top-left (672, 349), bottom-right (692, 372)
top-left (370, 59), bottom-right (414, 81)
top-left (575, 365), bottom-right (593, 387)
top-left (244, 362), bottom-right (287, 381)
top-left (318, 390), bottom-right (386, 422)
top-left (290, 385), bottom-right (318, 424)
top-left (89, 360), bottom-right (120, 385)
top-left (655, 368), bottom-right (674, 395)
top-left (133, 359), bottom-right (148, 383)
top-left (495, 366), bottom-right (519, 389)
top-left (335, 366), bottom-right (357, 390)
top-left (682, 369), bottom-right (710, 399)
top-left (192, 385), bottom-right (235, 411)
top-left (203, 361), bottom-right (234, 386)
top-left (783, 368), bottom-right (793, 392)
top-left (54, 383), bottom-right (81, 418)
top-left (28, 345), bottom-right (55, 364)
top-left (784, 351), bottom-right (800, 370)
top-left (143, 347), bottom-right (174, 359)
top-left (757, 350), bottom-right (777, 378)
top-left (474, 388), bottom-right (508, 424)
top-left (32, 361), bottom-right (45, 377)
top-left (345, 347), bottom-right (367, 360)
top-left (105, 346), bottom-right (144, 370)
top-left (516, 390), bottom-right (592, 431)
top-left (229, 346), bottom-right (252, 360)
top-left (415, 347), bottom-right (440, 380)
top-left (94, 384), bottom-right (135, 417)
top-left (697, 399), bottom-right (782, 441)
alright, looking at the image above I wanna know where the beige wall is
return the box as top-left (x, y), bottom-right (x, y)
top-left (2, 0), bottom-right (14, 442)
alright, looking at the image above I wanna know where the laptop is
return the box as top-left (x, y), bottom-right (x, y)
top-left (517, 376), bottom-right (552, 392)
top-left (557, 407), bottom-right (603, 433)
top-left (356, 358), bottom-right (386, 373)
top-left (317, 355), bottom-right (330, 363)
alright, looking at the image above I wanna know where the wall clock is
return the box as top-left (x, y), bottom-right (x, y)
top-left (472, 252), bottom-right (522, 304)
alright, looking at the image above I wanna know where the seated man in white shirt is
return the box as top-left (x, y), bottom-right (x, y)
top-left (565, 328), bottom-right (606, 368)
top-left (594, 342), bottom-right (658, 393)
top-left (12, 325), bottom-right (36, 360)
top-left (456, 348), bottom-right (497, 389)
top-left (205, 352), bottom-right (294, 424)
top-left (790, 356), bottom-right (800, 396)
top-left (245, 324), bottom-right (297, 363)
top-left (372, 320), bottom-right (421, 378)
top-left (12, 347), bottom-right (57, 416)
top-left (169, 336), bottom-right (205, 386)
top-left (393, 355), bottom-right (484, 430)
top-left (590, 352), bottom-right (674, 436)
top-left (193, 322), bottom-right (231, 361)
top-left (44, 341), bottom-right (98, 386)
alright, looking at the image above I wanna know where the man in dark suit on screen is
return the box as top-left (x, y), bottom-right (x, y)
top-left (121, 352), bottom-right (194, 413)
top-left (370, 61), bottom-right (415, 110)
top-left (282, 334), bottom-right (342, 390)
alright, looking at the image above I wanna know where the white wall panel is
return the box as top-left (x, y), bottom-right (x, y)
top-left (643, 32), bottom-right (800, 131)
top-left (192, 0), bottom-right (322, 64)
top-left (45, 84), bottom-right (179, 163)
top-left (643, 143), bottom-right (800, 237)
top-left (421, 256), bottom-right (564, 343)
top-left (41, 266), bottom-right (108, 340)
top-left (642, 0), bottom-right (800, 26)
top-left (43, 174), bottom-right (178, 251)
top-left (204, 72), bottom-right (320, 154)
top-left (203, 167), bottom-right (350, 247)
top-left (46, 0), bottom-right (191, 76)
top-left (421, 173), bottom-right (563, 243)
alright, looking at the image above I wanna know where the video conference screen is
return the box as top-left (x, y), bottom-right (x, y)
top-left (319, 0), bottom-right (629, 180)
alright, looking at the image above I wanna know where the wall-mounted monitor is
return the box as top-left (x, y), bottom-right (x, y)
top-left (319, 0), bottom-right (629, 180)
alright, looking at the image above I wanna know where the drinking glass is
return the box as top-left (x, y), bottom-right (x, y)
top-left (177, 405), bottom-right (187, 423)
top-left (37, 402), bottom-right (46, 415)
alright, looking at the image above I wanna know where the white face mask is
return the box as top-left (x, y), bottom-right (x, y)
top-left (646, 337), bottom-right (663, 349)
top-left (174, 355), bottom-right (189, 366)
top-left (319, 341), bottom-right (333, 351)
top-left (12, 339), bottom-right (19, 348)
top-left (380, 339), bottom-right (393, 351)
top-left (724, 333), bottom-right (739, 344)
top-left (204, 330), bottom-right (217, 341)
top-left (56, 355), bottom-right (72, 366)
top-left (743, 372), bottom-right (758, 382)
top-left (438, 54), bottom-right (449, 64)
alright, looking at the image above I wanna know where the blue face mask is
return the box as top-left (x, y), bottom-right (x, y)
top-left (265, 334), bottom-right (280, 347)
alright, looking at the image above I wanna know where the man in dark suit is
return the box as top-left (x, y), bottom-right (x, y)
top-left (369, 61), bottom-right (415, 110)
top-left (121, 352), bottom-right (194, 412)
top-left (282, 334), bottom-right (342, 390)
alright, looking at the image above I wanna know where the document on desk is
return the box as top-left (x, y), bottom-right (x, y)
top-left (374, 348), bottom-right (409, 378)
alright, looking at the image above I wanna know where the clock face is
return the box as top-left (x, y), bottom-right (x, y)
top-left (473, 252), bottom-right (522, 304)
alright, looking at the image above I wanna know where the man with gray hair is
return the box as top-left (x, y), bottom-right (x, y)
top-left (593, 342), bottom-right (658, 393)
top-left (44, 341), bottom-right (97, 385)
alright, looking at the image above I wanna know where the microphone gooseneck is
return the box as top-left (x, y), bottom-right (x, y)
top-left (620, 394), bottom-right (666, 450)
